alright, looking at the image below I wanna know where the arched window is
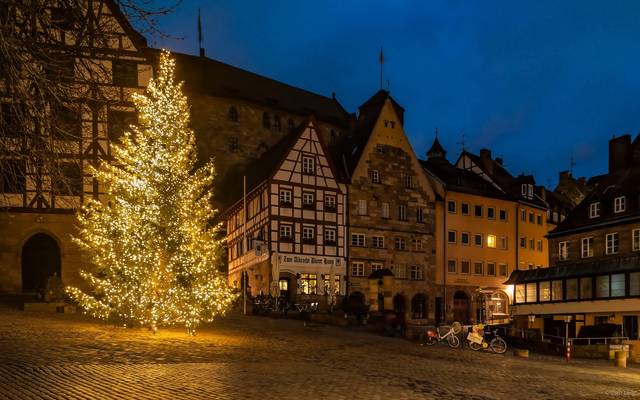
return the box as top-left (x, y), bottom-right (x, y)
top-left (262, 112), bottom-right (270, 128)
top-left (274, 115), bottom-right (281, 132)
top-left (411, 293), bottom-right (427, 319)
top-left (228, 106), bottom-right (238, 122)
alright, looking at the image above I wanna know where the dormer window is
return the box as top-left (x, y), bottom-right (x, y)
top-left (521, 184), bottom-right (533, 198)
top-left (302, 156), bottom-right (315, 174)
top-left (589, 202), bottom-right (600, 218)
top-left (371, 170), bottom-right (380, 184)
top-left (614, 196), bottom-right (626, 213)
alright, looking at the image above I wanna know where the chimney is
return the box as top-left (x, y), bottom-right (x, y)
top-left (609, 134), bottom-right (632, 174)
top-left (479, 148), bottom-right (493, 175)
top-left (199, 47), bottom-right (205, 57)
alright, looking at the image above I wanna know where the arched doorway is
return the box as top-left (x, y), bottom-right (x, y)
top-left (453, 291), bottom-right (470, 324)
top-left (411, 294), bottom-right (427, 319)
top-left (21, 233), bottom-right (61, 294)
top-left (393, 294), bottom-right (405, 314)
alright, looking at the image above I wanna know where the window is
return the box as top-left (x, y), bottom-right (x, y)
top-left (589, 202), bottom-right (600, 218)
top-left (273, 115), bottom-right (281, 132)
top-left (630, 272), bottom-right (640, 296)
top-left (228, 106), bottom-right (239, 122)
top-left (395, 238), bottom-right (406, 250)
top-left (529, 212), bottom-right (534, 224)
top-left (499, 237), bottom-right (507, 250)
top-left (447, 231), bottom-right (457, 244)
top-left (521, 210), bottom-right (526, 221)
top-left (515, 285), bottom-right (525, 303)
top-left (351, 234), bottom-right (365, 247)
top-left (302, 192), bottom-right (314, 209)
top-left (324, 229), bottom-right (336, 244)
top-left (474, 234), bottom-right (482, 247)
top-left (371, 263), bottom-right (383, 272)
top-left (487, 234), bottom-right (496, 248)
top-left (526, 283), bottom-right (537, 303)
top-left (398, 205), bottom-right (407, 221)
top-left (474, 262), bottom-right (483, 275)
top-left (521, 184), bottom-right (527, 196)
top-left (487, 207), bottom-right (495, 219)
top-left (529, 239), bottom-right (534, 250)
top-left (447, 260), bottom-right (457, 273)
top-left (611, 274), bottom-right (626, 297)
top-left (581, 237), bottom-right (593, 258)
top-left (325, 195), bottom-right (337, 211)
top-left (279, 189), bottom-right (292, 206)
top-left (404, 175), bottom-right (414, 189)
top-left (553, 212), bottom-right (559, 223)
top-left (300, 273), bottom-right (317, 295)
top-left (461, 261), bottom-right (470, 274)
top-left (559, 241), bottom-right (569, 261)
top-left (412, 239), bottom-right (423, 252)
top-left (566, 279), bottom-right (578, 300)
top-left (382, 203), bottom-right (390, 218)
top-left (0, 159), bottom-right (26, 194)
top-left (302, 156), bottom-right (315, 174)
top-left (474, 205), bottom-right (483, 217)
top-left (633, 229), bottom-right (640, 251)
top-left (579, 277), bottom-right (592, 299)
top-left (52, 105), bottom-right (81, 140)
top-left (539, 281), bottom-right (551, 302)
top-left (372, 236), bottom-right (384, 248)
top-left (536, 215), bottom-right (542, 225)
top-left (107, 110), bottom-right (136, 142)
top-left (520, 236), bottom-right (526, 249)
top-left (53, 162), bottom-right (83, 196)
top-left (595, 275), bottom-right (609, 298)
top-left (461, 203), bottom-right (470, 215)
top-left (358, 199), bottom-right (367, 215)
top-left (279, 224), bottom-right (292, 240)
top-left (552, 280), bottom-right (563, 301)
top-left (536, 240), bottom-right (542, 252)
top-left (594, 316), bottom-right (609, 325)
top-left (499, 209), bottom-right (507, 221)
top-left (409, 265), bottom-right (423, 280)
top-left (487, 262), bottom-right (496, 276)
top-left (461, 232), bottom-right (470, 245)
top-left (499, 263), bottom-right (508, 277)
top-left (447, 200), bottom-right (456, 213)
top-left (606, 233), bottom-right (619, 255)
top-left (112, 60), bottom-right (138, 87)
top-left (614, 196), bottom-right (626, 213)
top-left (351, 262), bottom-right (365, 277)
top-left (279, 279), bottom-right (288, 292)
top-left (262, 112), bottom-right (270, 128)
top-left (416, 208), bottom-right (425, 223)
top-left (302, 227), bottom-right (315, 243)
top-left (371, 169), bottom-right (380, 183)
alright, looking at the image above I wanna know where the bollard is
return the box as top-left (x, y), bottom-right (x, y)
top-left (515, 349), bottom-right (529, 358)
top-left (629, 343), bottom-right (638, 364)
top-left (614, 350), bottom-right (627, 368)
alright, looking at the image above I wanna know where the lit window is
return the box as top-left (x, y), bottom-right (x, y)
top-left (589, 202), bottom-right (600, 218)
top-left (581, 237), bottom-right (593, 258)
top-left (351, 234), bottom-right (365, 247)
top-left (351, 262), bottom-right (365, 277)
top-left (539, 281), bottom-right (551, 302)
top-left (614, 196), bottom-right (626, 213)
top-left (487, 234), bottom-right (496, 248)
top-left (300, 273), bottom-right (317, 294)
top-left (515, 285), bottom-right (525, 303)
top-left (611, 274), bottom-right (626, 297)
top-left (302, 156), bottom-right (315, 174)
top-left (606, 233), bottom-right (619, 254)
top-left (559, 241), bottom-right (569, 261)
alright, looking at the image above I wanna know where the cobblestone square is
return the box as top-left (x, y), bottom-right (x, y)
top-left (0, 307), bottom-right (639, 399)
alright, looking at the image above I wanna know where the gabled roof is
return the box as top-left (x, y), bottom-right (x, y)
top-left (146, 49), bottom-right (350, 128)
top-left (426, 137), bottom-right (446, 158)
top-left (105, 0), bottom-right (148, 49)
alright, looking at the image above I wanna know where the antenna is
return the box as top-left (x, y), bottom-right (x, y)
top-left (198, 8), bottom-right (204, 57)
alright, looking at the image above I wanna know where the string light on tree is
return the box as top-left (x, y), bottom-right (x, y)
top-left (67, 51), bottom-right (236, 335)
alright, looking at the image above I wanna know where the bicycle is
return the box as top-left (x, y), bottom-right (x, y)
top-left (423, 325), bottom-right (461, 348)
top-left (467, 324), bottom-right (508, 354)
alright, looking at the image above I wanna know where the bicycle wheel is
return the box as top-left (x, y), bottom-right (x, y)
top-left (490, 337), bottom-right (508, 354)
top-left (447, 334), bottom-right (460, 348)
top-left (424, 335), bottom-right (438, 346)
top-left (469, 341), bottom-right (483, 351)
top-left (451, 321), bottom-right (463, 334)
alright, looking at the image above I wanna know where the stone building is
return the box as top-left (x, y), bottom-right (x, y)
top-left (507, 134), bottom-right (640, 342)
top-left (223, 119), bottom-right (347, 302)
top-left (340, 90), bottom-right (437, 323)
top-left (0, 1), bottom-right (152, 295)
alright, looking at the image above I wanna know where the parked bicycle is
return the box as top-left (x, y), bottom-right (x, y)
top-left (423, 325), bottom-right (461, 348)
top-left (466, 324), bottom-right (508, 354)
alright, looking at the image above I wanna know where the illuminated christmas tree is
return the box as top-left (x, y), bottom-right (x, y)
top-left (67, 51), bottom-right (235, 334)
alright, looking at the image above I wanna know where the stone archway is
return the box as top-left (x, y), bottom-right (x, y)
top-left (453, 290), bottom-right (470, 324)
top-left (21, 233), bottom-right (61, 294)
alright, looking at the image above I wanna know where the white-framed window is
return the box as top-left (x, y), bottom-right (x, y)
top-left (614, 196), bottom-right (626, 213)
top-left (589, 202), bottom-right (600, 218)
top-left (372, 236), bottom-right (384, 248)
top-left (324, 228), bottom-right (336, 243)
top-left (416, 208), bottom-right (425, 223)
top-left (581, 237), bottom-right (593, 258)
top-left (447, 230), bottom-right (457, 244)
top-left (633, 229), bottom-right (640, 251)
top-left (303, 192), bottom-right (314, 207)
top-left (382, 202), bottom-right (390, 218)
top-left (461, 232), bottom-right (470, 245)
top-left (358, 199), bottom-right (367, 215)
top-left (371, 263), bottom-right (384, 271)
top-left (499, 236), bottom-right (508, 250)
top-left (324, 194), bottom-right (336, 211)
top-left (409, 265), bottom-right (423, 280)
top-left (521, 184), bottom-right (527, 196)
top-left (351, 233), bottom-right (365, 247)
top-left (474, 233), bottom-right (482, 247)
top-left (474, 261), bottom-right (483, 275)
top-left (395, 237), bottom-right (406, 250)
top-left (412, 239), bottom-right (423, 252)
top-left (279, 224), bottom-right (292, 240)
top-left (461, 260), bottom-right (470, 274)
top-left (461, 203), bottom-right (470, 215)
top-left (351, 262), bottom-right (365, 277)
top-left (521, 210), bottom-right (526, 221)
top-left (447, 200), bottom-right (456, 213)
top-left (399, 205), bottom-right (407, 221)
top-left (499, 263), bottom-right (508, 277)
top-left (371, 169), bottom-right (380, 183)
top-left (404, 175), bottom-right (414, 189)
top-left (302, 156), bottom-right (315, 174)
top-left (279, 189), bottom-right (292, 206)
top-left (606, 233), bottom-right (619, 254)
top-left (447, 259), bottom-right (456, 273)
top-left (487, 234), bottom-right (497, 248)
top-left (559, 241), bottom-right (569, 261)
top-left (302, 226), bottom-right (315, 242)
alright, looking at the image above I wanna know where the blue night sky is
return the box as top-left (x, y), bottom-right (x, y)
top-left (152, 0), bottom-right (640, 188)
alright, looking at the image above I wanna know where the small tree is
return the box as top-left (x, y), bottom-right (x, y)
top-left (67, 51), bottom-right (236, 334)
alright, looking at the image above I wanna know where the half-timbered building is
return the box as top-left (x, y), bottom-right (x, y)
top-left (224, 118), bottom-right (347, 302)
